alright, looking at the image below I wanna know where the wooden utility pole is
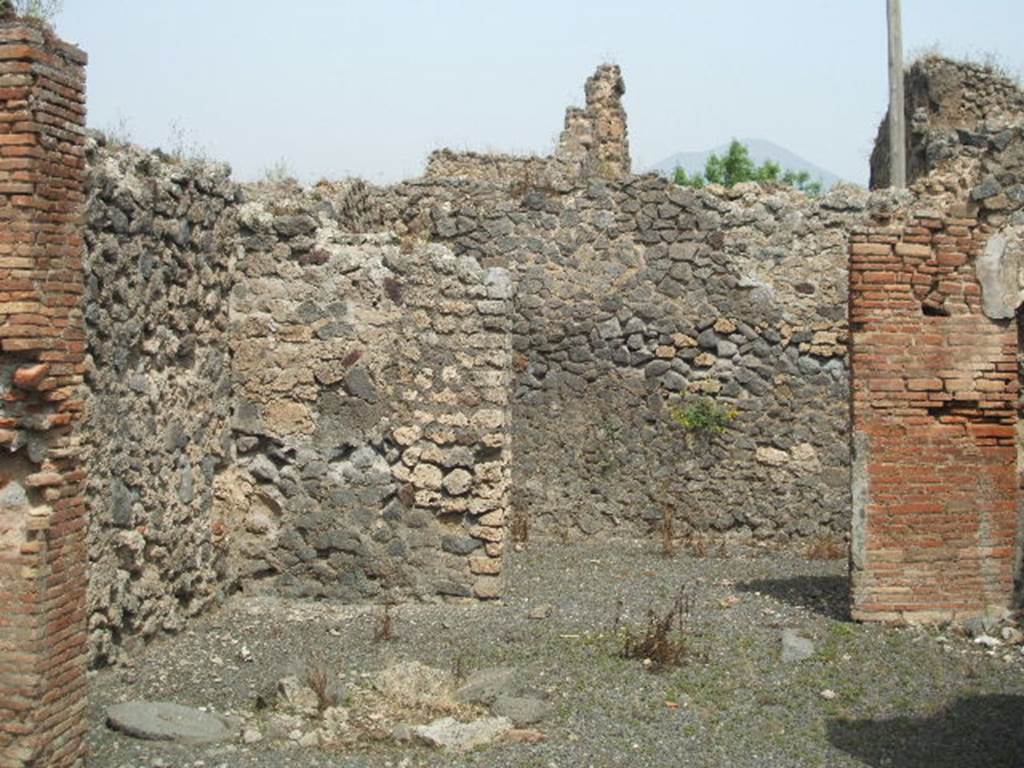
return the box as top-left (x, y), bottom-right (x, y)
top-left (887, 0), bottom-right (906, 188)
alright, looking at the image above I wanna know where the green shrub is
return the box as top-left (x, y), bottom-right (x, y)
top-left (674, 139), bottom-right (823, 196)
top-left (670, 397), bottom-right (736, 434)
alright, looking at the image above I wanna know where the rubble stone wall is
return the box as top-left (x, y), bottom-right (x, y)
top-left (219, 186), bottom-right (512, 602)
top-left (356, 173), bottom-right (868, 542)
top-left (870, 56), bottom-right (1024, 190)
top-left (424, 149), bottom-right (554, 185)
top-left (65, 54), bottom-right (1024, 671)
top-left (423, 63), bottom-right (630, 183)
top-left (81, 139), bottom-right (240, 665)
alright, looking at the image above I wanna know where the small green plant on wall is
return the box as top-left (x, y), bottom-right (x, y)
top-left (657, 395), bottom-right (737, 557)
top-left (670, 396), bottom-right (737, 434)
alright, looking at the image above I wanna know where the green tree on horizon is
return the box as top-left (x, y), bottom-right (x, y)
top-left (674, 139), bottom-right (823, 196)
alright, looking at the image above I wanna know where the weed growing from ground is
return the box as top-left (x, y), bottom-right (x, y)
top-left (305, 656), bottom-right (337, 714)
top-left (374, 603), bottom-right (396, 643)
top-left (615, 587), bottom-right (694, 672)
top-left (511, 508), bottom-right (529, 543)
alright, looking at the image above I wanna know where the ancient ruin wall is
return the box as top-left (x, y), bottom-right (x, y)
top-left (849, 208), bottom-right (1020, 622)
top-left (219, 187), bottom-right (512, 602)
top-left (555, 63), bottom-right (631, 177)
top-left (356, 172), bottom-right (868, 543)
top-left (854, 56), bottom-right (1024, 621)
top-left (81, 140), bottom-right (240, 665)
top-left (870, 56), bottom-right (1024, 190)
top-left (424, 149), bottom-right (554, 186)
top-left (0, 20), bottom-right (88, 768)
top-left (64, 54), bottom-right (1024, 675)
top-left (423, 64), bottom-right (630, 183)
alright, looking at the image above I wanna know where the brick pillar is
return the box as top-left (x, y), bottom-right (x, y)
top-left (0, 20), bottom-right (88, 768)
top-left (849, 211), bottom-right (1020, 623)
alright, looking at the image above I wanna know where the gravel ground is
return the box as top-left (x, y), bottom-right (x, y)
top-left (88, 540), bottom-right (1024, 768)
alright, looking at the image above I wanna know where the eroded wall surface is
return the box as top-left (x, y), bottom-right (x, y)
top-left (81, 139), bottom-right (239, 664)
top-left (355, 174), bottom-right (866, 542)
top-left (0, 19), bottom-right (88, 768)
top-left (853, 59), bottom-right (1024, 621)
top-left (220, 187), bottom-right (512, 602)
top-left (68, 57), bottom-right (1024, 665)
top-left (424, 64), bottom-right (631, 184)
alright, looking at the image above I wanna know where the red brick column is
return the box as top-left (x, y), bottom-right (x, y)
top-left (0, 19), bottom-right (88, 768)
top-left (849, 211), bottom-right (1020, 623)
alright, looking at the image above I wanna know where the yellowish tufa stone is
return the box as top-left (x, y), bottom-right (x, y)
top-left (473, 576), bottom-right (502, 599)
top-left (470, 556), bottom-right (501, 575)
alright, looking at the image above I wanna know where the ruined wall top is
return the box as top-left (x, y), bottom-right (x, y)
top-left (870, 56), bottom-right (1024, 189)
top-left (425, 63), bottom-right (630, 183)
top-left (555, 63), bottom-right (631, 177)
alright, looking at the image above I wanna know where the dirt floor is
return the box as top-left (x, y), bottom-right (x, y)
top-left (87, 540), bottom-right (1024, 768)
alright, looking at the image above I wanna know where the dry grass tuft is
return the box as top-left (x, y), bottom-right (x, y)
top-left (615, 587), bottom-right (694, 672)
top-left (373, 603), bottom-right (396, 643)
top-left (305, 656), bottom-right (337, 714)
top-left (805, 535), bottom-right (847, 561)
top-left (511, 509), bottom-right (529, 543)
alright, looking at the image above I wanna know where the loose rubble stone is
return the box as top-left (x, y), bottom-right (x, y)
top-left (781, 630), bottom-right (815, 663)
top-left (105, 701), bottom-right (235, 744)
top-left (411, 716), bottom-right (513, 751)
top-left (455, 667), bottom-right (518, 705)
top-left (491, 695), bottom-right (550, 726)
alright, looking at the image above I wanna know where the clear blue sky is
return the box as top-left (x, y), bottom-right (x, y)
top-left (57, 1), bottom-right (1024, 186)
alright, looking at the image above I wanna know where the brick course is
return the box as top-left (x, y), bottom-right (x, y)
top-left (849, 212), bottom-right (1020, 622)
top-left (0, 19), bottom-right (87, 768)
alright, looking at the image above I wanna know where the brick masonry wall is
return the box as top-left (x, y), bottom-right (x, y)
top-left (0, 19), bottom-right (88, 768)
top-left (849, 211), bottom-right (1020, 622)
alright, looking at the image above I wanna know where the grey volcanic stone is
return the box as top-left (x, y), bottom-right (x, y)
top-left (105, 701), bottom-right (235, 744)
top-left (411, 716), bottom-right (512, 751)
top-left (971, 176), bottom-right (1002, 201)
top-left (343, 366), bottom-right (378, 403)
top-left (491, 695), bottom-right (550, 726)
top-left (780, 629), bottom-right (815, 663)
top-left (455, 667), bottom-right (517, 705)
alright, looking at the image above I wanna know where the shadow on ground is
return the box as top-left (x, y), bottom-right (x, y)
top-left (736, 574), bottom-right (850, 621)
top-left (827, 694), bottom-right (1024, 767)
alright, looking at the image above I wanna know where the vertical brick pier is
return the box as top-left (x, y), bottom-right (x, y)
top-left (849, 211), bottom-right (1020, 623)
top-left (0, 18), bottom-right (88, 768)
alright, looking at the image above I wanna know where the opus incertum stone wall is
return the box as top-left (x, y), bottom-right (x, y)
top-left (4, 30), bottom-right (1024, 764)
top-left (218, 186), bottom-right (512, 603)
top-left (82, 138), bottom-right (240, 666)
top-left (360, 163), bottom-right (867, 543)
top-left (65, 56), bottom-right (1024, 664)
top-left (0, 18), bottom-right (88, 768)
top-left (425, 63), bottom-right (631, 184)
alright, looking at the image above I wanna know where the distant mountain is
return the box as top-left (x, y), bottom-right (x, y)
top-left (648, 138), bottom-right (843, 190)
